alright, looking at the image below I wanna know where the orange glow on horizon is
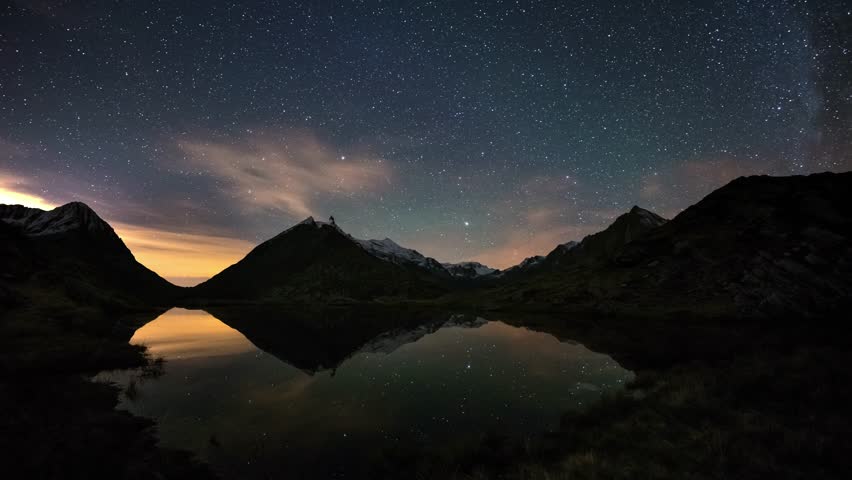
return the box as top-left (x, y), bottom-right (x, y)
top-left (0, 180), bottom-right (253, 287)
top-left (0, 182), bottom-right (57, 211)
top-left (2, 178), bottom-right (571, 277)
top-left (113, 223), bottom-right (255, 287)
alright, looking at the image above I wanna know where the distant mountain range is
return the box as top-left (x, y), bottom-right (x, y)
top-left (190, 217), bottom-right (520, 303)
top-left (441, 261), bottom-right (499, 279)
top-left (2, 172), bottom-right (850, 317)
top-left (491, 206), bottom-right (668, 280)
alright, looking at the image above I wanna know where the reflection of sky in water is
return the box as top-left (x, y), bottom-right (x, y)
top-left (128, 308), bottom-right (255, 359)
top-left (98, 308), bottom-right (634, 478)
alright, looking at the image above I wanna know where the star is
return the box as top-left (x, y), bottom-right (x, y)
top-left (1, 0), bottom-right (846, 277)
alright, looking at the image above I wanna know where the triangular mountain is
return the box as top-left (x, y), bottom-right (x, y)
top-left (189, 217), bottom-right (448, 303)
top-left (544, 206), bottom-right (667, 269)
top-left (0, 202), bottom-right (178, 309)
top-left (494, 207), bottom-right (666, 281)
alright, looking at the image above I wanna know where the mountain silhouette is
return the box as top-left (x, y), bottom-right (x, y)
top-left (188, 217), bottom-right (448, 303)
top-left (0, 202), bottom-right (178, 310)
top-left (485, 172), bottom-right (852, 318)
top-left (4, 172), bottom-right (850, 318)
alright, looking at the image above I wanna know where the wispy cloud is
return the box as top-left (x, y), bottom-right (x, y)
top-left (0, 171), bottom-right (57, 210)
top-left (2, 132), bottom-right (394, 285)
top-left (0, 140), bottom-right (55, 209)
top-left (178, 133), bottom-right (392, 218)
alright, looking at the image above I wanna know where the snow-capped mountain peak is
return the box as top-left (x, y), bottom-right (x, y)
top-left (0, 201), bottom-right (113, 236)
top-left (270, 217), bottom-right (496, 278)
top-left (355, 237), bottom-right (445, 271)
top-left (441, 261), bottom-right (498, 278)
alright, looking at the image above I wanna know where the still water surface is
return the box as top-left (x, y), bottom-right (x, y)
top-left (98, 308), bottom-right (633, 478)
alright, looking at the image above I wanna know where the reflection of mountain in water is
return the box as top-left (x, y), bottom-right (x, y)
top-left (125, 307), bottom-right (641, 377)
top-left (355, 314), bottom-right (487, 355)
top-left (114, 308), bottom-right (172, 342)
top-left (202, 307), bottom-right (489, 374)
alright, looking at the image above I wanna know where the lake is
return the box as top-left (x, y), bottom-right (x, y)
top-left (97, 308), bottom-right (634, 478)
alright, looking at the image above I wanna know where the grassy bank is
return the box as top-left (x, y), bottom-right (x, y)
top-left (532, 346), bottom-right (852, 479)
top-left (373, 315), bottom-right (852, 479)
top-left (0, 304), bottom-right (216, 479)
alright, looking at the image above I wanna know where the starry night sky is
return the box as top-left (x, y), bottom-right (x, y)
top-left (1, 0), bottom-right (849, 285)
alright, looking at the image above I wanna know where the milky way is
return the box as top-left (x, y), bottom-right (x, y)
top-left (1, 1), bottom-right (849, 283)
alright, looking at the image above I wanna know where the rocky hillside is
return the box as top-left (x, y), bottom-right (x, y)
top-left (484, 173), bottom-right (852, 318)
top-left (189, 217), bottom-right (448, 303)
top-left (545, 207), bottom-right (667, 269)
top-left (0, 202), bottom-right (178, 310)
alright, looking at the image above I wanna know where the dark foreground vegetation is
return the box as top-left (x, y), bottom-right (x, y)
top-left (371, 314), bottom-right (852, 479)
top-left (0, 304), bottom-right (215, 479)
top-left (7, 301), bottom-right (851, 479)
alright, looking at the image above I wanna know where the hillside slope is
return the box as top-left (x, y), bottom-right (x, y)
top-left (482, 173), bottom-right (852, 318)
top-left (0, 202), bottom-right (178, 311)
top-left (190, 218), bottom-right (447, 303)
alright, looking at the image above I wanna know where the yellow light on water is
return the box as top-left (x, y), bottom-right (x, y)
top-left (130, 308), bottom-right (256, 359)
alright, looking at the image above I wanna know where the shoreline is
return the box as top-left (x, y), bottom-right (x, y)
top-left (3, 302), bottom-right (851, 478)
top-left (0, 304), bottom-right (217, 479)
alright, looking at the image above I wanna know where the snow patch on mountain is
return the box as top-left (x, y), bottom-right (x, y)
top-left (0, 202), bottom-right (112, 236)
top-left (441, 261), bottom-right (498, 278)
top-left (355, 237), bottom-right (444, 271)
top-left (275, 216), bottom-right (495, 277)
